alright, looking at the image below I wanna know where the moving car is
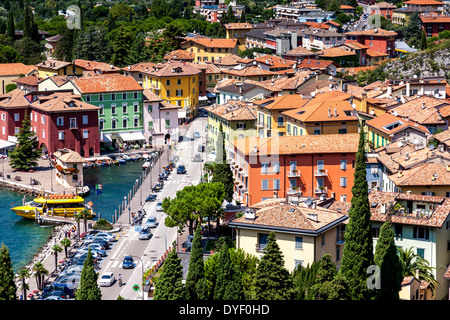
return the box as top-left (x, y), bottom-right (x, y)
top-left (176, 165), bottom-right (186, 174)
top-left (192, 153), bottom-right (202, 162)
top-left (146, 194), bottom-right (157, 202)
top-left (155, 202), bottom-right (163, 212)
top-left (193, 131), bottom-right (200, 139)
top-left (144, 216), bottom-right (157, 228)
top-left (95, 232), bottom-right (115, 242)
top-left (139, 226), bottom-right (151, 240)
top-left (99, 272), bottom-right (115, 287)
top-left (122, 256), bottom-right (134, 269)
top-left (152, 184), bottom-right (162, 192)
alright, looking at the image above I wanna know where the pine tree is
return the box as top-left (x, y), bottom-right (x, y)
top-left (185, 224), bottom-right (208, 299)
top-left (292, 261), bottom-right (320, 300)
top-left (75, 248), bottom-right (102, 300)
top-left (9, 110), bottom-right (42, 171)
top-left (0, 243), bottom-right (17, 300)
top-left (213, 239), bottom-right (243, 300)
top-left (239, 10), bottom-right (246, 23)
top-left (23, 6), bottom-right (32, 39)
top-left (254, 232), bottom-right (293, 300)
top-left (211, 123), bottom-right (234, 202)
top-left (153, 249), bottom-right (185, 300)
top-left (339, 127), bottom-right (375, 300)
top-left (374, 221), bottom-right (403, 300)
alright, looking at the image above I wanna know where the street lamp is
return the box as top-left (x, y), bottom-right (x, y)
top-left (124, 196), bottom-right (130, 225)
top-left (49, 160), bottom-right (53, 192)
top-left (137, 178), bottom-right (142, 206)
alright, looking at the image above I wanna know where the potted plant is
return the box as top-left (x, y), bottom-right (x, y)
top-left (319, 185), bottom-right (325, 190)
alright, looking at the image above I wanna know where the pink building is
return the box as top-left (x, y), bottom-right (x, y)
top-left (143, 90), bottom-right (180, 147)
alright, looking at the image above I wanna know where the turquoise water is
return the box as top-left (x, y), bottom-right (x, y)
top-left (1, 160), bottom-right (146, 272)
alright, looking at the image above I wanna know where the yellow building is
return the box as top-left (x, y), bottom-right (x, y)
top-left (253, 95), bottom-right (310, 138)
top-left (229, 198), bottom-right (348, 272)
top-left (282, 98), bottom-right (359, 137)
top-left (225, 22), bottom-right (252, 51)
top-left (181, 36), bottom-right (239, 63)
top-left (144, 61), bottom-right (201, 123)
top-left (0, 63), bottom-right (37, 94)
top-left (36, 59), bottom-right (84, 78)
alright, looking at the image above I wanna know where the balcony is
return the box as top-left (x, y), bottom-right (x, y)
top-left (314, 169), bottom-right (328, 177)
top-left (314, 186), bottom-right (327, 194)
top-left (288, 170), bottom-right (300, 177)
top-left (255, 243), bottom-right (267, 253)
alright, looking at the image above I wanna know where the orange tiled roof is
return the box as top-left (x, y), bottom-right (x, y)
top-left (183, 36), bottom-right (238, 48)
top-left (297, 59), bottom-right (336, 70)
top-left (143, 89), bottom-right (162, 103)
top-left (233, 133), bottom-right (360, 156)
top-left (366, 113), bottom-right (430, 136)
top-left (340, 4), bottom-right (355, 9)
top-left (420, 14), bottom-right (450, 23)
top-left (254, 94), bottom-right (309, 111)
top-left (344, 28), bottom-right (398, 37)
top-left (30, 93), bottom-right (100, 113)
top-left (13, 74), bottom-right (43, 86)
top-left (389, 162), bottom-right (450, 187)
top-left (433, 129), bottom-right (450, 147)
top-left (302, 22), bottom-right (330, 30)
top-left (163, 49), bottom-right (195, 61)
top-left (72, 74), bottom-right (143, 93)
top-left (74, 59), bottom-right (120, 72)
top-left (254, 55), bottom-right (296, 69)
top-left (224, 22), bottom-right (252, 30)
top-left (284, 46), bottom-right (317, 56)
top-left (366, 49), bottom-right (389, 58)
top-left (0, 63), bottom-right (37, 76)
top-left (388, 96), bottom-right (449, 125)
top-left (404, 0), bottom-right (443, 5)
top-left (214, 54), bottom-right (241, 66)
top-left (36, 59), bottom-right (72, 70)
top-left (282, 100), bottom-right (358, 123)
top-left (146, 60), bottom-right (202, 78)
top-left (0, 88), bottom-right (30, 108)
top-left (318, 47), bottom-right (357, 58)
top-left (222, 65), bottom-right (276, 77)
top-left (204, 100), bottom-right (257, 121)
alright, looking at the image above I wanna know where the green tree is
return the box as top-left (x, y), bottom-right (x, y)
top-left (9, 110), bottom-right (42, 171)
top-left (405, 12), bottom-right (422, 48)
top-left (185, 224), bottom-right (209, 299)
top-left (420, 31), bottom-right (427, 50)
top-left (292, 261), bottom-right (320, 300)
top-left (109, 25), bottom-right (135, 67)
top-left (211, 123), bottom-right (234, 202)
top-left (374, 221), bottom-right (403, 300)
top-left (0, 43), bottom-right (22, 63)
top-left (6, 10), bottom-right (14, 41)
top-left (13, 37), bottom-right (44, 65)
top-left (0, 243), bottom-right (17, 300)
top-left (33, 261), bottom-right (48, 291)
top-left (18, 268), bottom-right (30, 300)
top-left (153, 248), bottom-right (185, 300)
top-left (60, 237), bottom-right (72, 259)
top-left (213, 239), bottom-right (244, 300)
top-left (254, 232), bottom-right (293, 300)
top-left (339, 128), bottom-right (375, 300)
top-left (75, 248), bottom-right (102, 300)
top-left (51, 244), bottom-right (62, 272)
top-left (73, 25), bottom-right (111, 62)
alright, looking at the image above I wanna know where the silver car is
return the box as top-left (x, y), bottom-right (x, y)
top-left (139, 227), bottom-right (151, 240)
top-left (156, 202), bottom-right (163, 212)
top-left (144, 216), bottom-right (157, 228)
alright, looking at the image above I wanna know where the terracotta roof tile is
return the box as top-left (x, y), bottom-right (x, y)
top-left (30, 93), bottom-right (100, 113)
top-left (388, 96), bottom-right (449, 125)
top-left (389, 162), bottom-right (450, 186)
top-left (366, 113), bottom-right (430, 136)
top-left (255, 94), bottom-right (309, 110)
top-left (318, 47), bottom-right (357, 58)
top-left (344, 28), bottom-right (397, 37)
top-left (72, 74), bottom-right (143, 93)
top-left (163, 49), bottom-right (195, 61)
top-left (0, 63), bottom-right (37, 76)
top-left (122, 62), bottom-right (157, 73)
top-left (284, 46), bottom-right (318, 57)
top-left (254, 55), bottom-right (296, 69)
top-left (222, 65), bottom-right (276, 77)
top-left (214, 54), bottom-right (241, 66)
top-left (36, 59), bottom-right (72, 70)
top-left (224, 22), bottom-right (252, 29)
top-left (297, 59), bottom-right (337, 70)
top-left (146, 60), bottom-right (202, 77)
top-left (183, 36), bottom-right (238, 48)
top-left (13, 74), bottom-right (43, 86)
top-left (282, 100), bottom-right (358, 122)
top-left (74, 59), bottom-right (120, 72)
top-left (0, 89), bottom-right (30, 108)
top-left (205, 100), bottom-right (257, 121)
top-left (143, 89), bottom-right (162, 102)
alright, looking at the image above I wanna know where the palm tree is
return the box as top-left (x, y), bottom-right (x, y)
top-left (60, 237), bottom-right (72, 258)
top-left (52, 244), bottom-right (63, 272)
top-left (33, 262), bottom-right (48, 291)
top-left (80, 209), bottom-right (90, 235)
top-left (18, 268), bottom-right (30, 300)
top-left (397, 247), bottom-right (438, 295)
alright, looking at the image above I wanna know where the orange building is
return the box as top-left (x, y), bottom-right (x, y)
top-left (232, 134), bottom-right (359, 206)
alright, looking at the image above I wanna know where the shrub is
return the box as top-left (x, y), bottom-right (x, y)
top-left (93, 218), bottom-right (113, 230)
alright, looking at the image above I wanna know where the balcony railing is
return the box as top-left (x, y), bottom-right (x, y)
top-left (255, 243), bottom-right (267, 253)
top-left (314, 186), bottom-right (327, 194)
top-left (314, 169), bottom-right (328, 177)
top-left (288, 170), bottom-right (300, 177)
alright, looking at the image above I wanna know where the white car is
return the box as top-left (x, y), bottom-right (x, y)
top-left (95, 232), bottom-right (115, 242)
top-left (99, 272), bottom-right (115, 287)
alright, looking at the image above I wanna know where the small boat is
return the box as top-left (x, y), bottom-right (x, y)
top-left (122, 155), bottom-right (131, 161)
top-left (113, 160), bottom-right (120, 165)
top-left (116, 157), bottom-right (126, 164)
top-left (76, 186), bottom-right (90, 197)
top-left (129, 154), bottom-right (139, 161)
top-left (143, 161), bottom-right (152, 169)
top-left (95, 160), bottom-right (104, 166)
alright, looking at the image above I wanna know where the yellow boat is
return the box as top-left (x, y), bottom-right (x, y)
top-left (11, 193), bottom-right (95, 220)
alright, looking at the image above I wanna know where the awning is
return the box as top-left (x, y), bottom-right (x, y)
top-left (199, 96), bottom-right (208, 101)
top-left (0, 139), bottom-right (15, 150)
top-left (119, 131), bottom-right (146, 142)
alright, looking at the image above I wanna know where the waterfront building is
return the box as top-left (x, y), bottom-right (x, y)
top-left (232, 133), bottom-right (359, 206)
top-left (369, 1), bottom-right (397, 20)
top-left (229, 197), bottom-right (348, 271)
top-left (28, 92), bottom-right (101, 157)
top-left (53, 148), bottom-right (85, 189)
top-left (0, 88), bottom-right (30, 143)
top-left (143, 90), bottom-right (180, 147)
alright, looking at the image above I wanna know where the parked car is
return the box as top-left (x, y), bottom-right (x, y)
top-left (155, 202), bottom-right (163, 212)
top-left (139, 226), bottom-right (151, 240)
top-left (144, 216), bottom-right (157, 228)
top-left (43, 283), bottom-right (76, 299)
top-left (192, 153), bottom-right (202, 162)
top-left (95, 232), bottom-right (115, 242)
top-left (177, 165), bottom-right (186, 174)
top-left (122, 256), bottom-right (134, 269)
top-left (75, 247), bottom-right (106, 257)
top-left (99, 272), bottom-right (115, 287)
top-left (38, 290), bottom-right (67, 300)
top-left (193, 131), bottom-right (200, 139)
top-left (89, 239), bottom-right (110, 249)
top-left (146, 194), bottom-right (157, 202)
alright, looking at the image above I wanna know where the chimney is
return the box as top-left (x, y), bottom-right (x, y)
top-left (361, 91), bottom-right (368, 113)
top-left (244, 209), bottom-right (256, 220)
top-left (307, 212), bottom-right (318, 222)
top-left (406, 82), bottom-right (411, 97)
top-left (334, 108), bottom-right (337, 117)
top-left (328, 108), bottom-right (332, 118)
top-left (387, 83), bottom-right (392, 96)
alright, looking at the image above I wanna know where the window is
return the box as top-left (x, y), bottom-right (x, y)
top-left (273, 179), bottom-right (280, 190)
top-left (99, 94), bottom-right (103, 102)
top-left (148, 121), bottom-right (153, 130)
top-left (236, 123), bottom-right (246, 129)
top-left (295, 236), bottom-right (303, 249)
top-left (166, 90), bottom-right (171, 97)
top-left (416, 248), bottom-right (425, 259)
top-left (123, 104), bottom-right (127, 114)
top-left (42, 129), bottom-right (45, 139)
top-left (111, 119), bottom-right (117, 129)
top-left (14, 113), bottom-right (19, 122)
top-left (111, 93), bottom-right (116, 101)
top-left (338, 128), bottom-right (347, 134)
top-left (314, 128), bottom-right (321, 135)
top-left (112, 104), bottom-right (116, 114)
top-left (58, 131), bottom-right (64, 140)
top-left (134, 117), bottom-right (139, 128)
top-left (257, 234), bottom-right (268, 252)
top-left (165, 119), bottom-right (170, 128)
top-left (134, 92), bottom-right (138, 99)
top-left (340, 177), bottom-right (347, 187)
top-left (372, 227), bottom-right (380, 238)
top-left (86, 94), bottom-right (91, 102)
top-left (99, 120), bottom-right (104, 130)
top-left (122, 92), bottom-right (127, 100)
top-left (177, 79), bottom-right (181, 85)
top-left (413, 227), bottom-right (429, 240)
top-left (82, 130), bottom-right (88, 138)
top-left (166, 79), bottom-right (171, 86)
top-left (272, 162), bottom-right (280, 173)
top-left (294, 260), bottom-right (303, 269)
top-left (41, 115), bottom-right (46, 124)
top-left (261, 179), bottom-right (269, 190)
top-left (293, 127), bottom-right (298, 136)
top-left (317, 160), bottom-right (324, 171)
top-left (99, 104), bottom-right (104, 115)
top-left (82, 115), bottom-right (88, 125)
top-left (57, 117), bottom-right (64, 126)
top-left (277, 116), bottom-right (284, 126)
top-left (261, 163), bottom-right (269, 174)
top-left (340, 159), bottom-right (347, 170)
top-left (122, 118), bottom-right (128, 128)
top-left (134, 103), bottom-right (139, 113)
top-left (176, 89), bottom-right (183, 97)
top-left (336, 247), bottom-right (340, 262)
top-left (394, 224), bottom-right (403, 237)
top-left (321, 234), bottom-right (326, 246)
top-left (70, 118), bottom-right (77, 128)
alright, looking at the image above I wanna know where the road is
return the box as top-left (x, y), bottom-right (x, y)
top-left (98, 116), bottom-right (208, 300)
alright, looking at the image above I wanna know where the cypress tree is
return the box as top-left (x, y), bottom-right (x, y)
top-left (374, 221), bottom-right (403, 300)
top-left (0, 243), bottom-right (17, 300)
top-left (211, 123), bottom-right (234, 202)
top-left (254, 232), bottom-right (293, 300)
top-left (185, 224), bottom-right (208, 299)
top-left (23, 6), bottom-right (32, 39)
top-left (213, 239), bottom-right (243, 300)
top-left (75, 248), bottom-right (102, 300)
top-left (9, 109), bottom-right (42, 171)
top-left (7, 10), bottom-right (14, 41)
top-left (339, 127), bottom-right (375, 300)
top-left (153, 249), bottom-right (185, 300)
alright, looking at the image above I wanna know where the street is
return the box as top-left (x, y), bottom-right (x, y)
top-left (98, 116), bottom-right (208, 300)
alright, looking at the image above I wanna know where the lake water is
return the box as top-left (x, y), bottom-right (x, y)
top-left (0, 160), bottom-right (145, 272)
